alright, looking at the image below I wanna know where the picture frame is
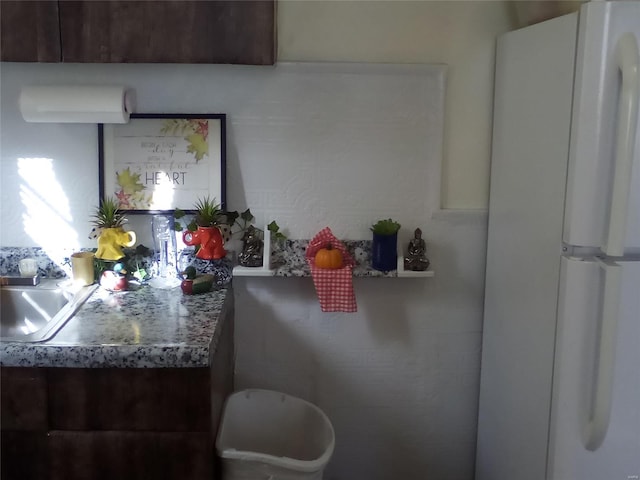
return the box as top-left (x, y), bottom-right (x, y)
top-left (99, 113), bottom-right (226, 214)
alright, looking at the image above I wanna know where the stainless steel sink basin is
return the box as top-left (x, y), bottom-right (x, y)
top-left (0, 279), bottom-right (97, 342)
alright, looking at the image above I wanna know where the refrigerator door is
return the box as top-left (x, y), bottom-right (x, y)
top-left (476, 12), bottom-right (579, 480)
top-left (548, 257), bottom-right (640, 480)
top-left (564, 2), bottom-right (640, 253)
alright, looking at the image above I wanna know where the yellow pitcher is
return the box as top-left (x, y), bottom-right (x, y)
top-left (96, 227), bottom-right (136, 261)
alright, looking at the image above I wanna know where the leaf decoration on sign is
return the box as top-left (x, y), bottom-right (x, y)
top-left (185, 133), bottom-right (208, 161)
top-left (160, 119), bottom-right (210, 163)
top-left (130, 191), bottom-right (152, 209)
top-left (194, 120), bottom-right (208, 139)
top-left (115, 168), bottom-right (152, 209)
top-left (160, 119), bottom-right (193, 136)
top-left (117, 168), bottom-right (145, 195)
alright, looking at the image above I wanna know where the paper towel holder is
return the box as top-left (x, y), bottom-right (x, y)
top-left (19, 85), bottom-right (135, 124)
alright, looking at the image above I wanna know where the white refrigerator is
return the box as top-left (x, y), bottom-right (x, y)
top-left (476, 2), bottom-right (640, 480)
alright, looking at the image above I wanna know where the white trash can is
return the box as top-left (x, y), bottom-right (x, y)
top-left (216, 389), bottom-right (335, 480)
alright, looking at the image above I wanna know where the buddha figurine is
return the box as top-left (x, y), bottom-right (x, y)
top-left (404, 228), bottom-right (430, 271)
top-left (238, 225), bottom-right (264, 267)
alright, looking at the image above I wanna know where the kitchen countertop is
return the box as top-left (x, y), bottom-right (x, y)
top-left (0, 283), bottom-right (232, 369)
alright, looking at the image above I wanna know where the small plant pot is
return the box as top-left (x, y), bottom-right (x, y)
top-left (96, 227), bottom-right (136, 261)
top-left (182, 226), bottom-right (227, 260)
top-left (371, 232), bottom-right (397, 271)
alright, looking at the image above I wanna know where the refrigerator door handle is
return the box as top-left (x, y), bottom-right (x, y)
top-left (604, 32), bottom-right (639, 257)
top-left (583, 258), bottom-right (622, 451)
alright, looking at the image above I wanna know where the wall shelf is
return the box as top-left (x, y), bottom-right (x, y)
top-left (233, 263), bottom-right (435, 278)
top-left (232, 230), bottom-right (434, 279)
top-left (232, 265), bottom-right (275, 277)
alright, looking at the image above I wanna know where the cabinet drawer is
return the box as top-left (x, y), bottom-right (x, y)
top-left (48, 431), bottom-right (214, 480)
top-left (48, 368), bottom-right (211, 431)
top-left (0, 367), bottom-right (48, 431)
top-left (0, 431), bottom-right (48, 480)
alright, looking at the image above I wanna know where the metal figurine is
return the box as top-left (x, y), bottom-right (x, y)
top-left (404, 228), bottom-right (430, 271)
top-left (238, 225), bottom-right (264, 267)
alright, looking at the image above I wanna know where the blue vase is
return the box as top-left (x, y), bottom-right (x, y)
top-left (371, 232), bottom-right (398, 271)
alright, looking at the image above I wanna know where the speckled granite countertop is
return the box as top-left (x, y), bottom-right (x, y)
top-left (0, 284), bottom-right (232, 369)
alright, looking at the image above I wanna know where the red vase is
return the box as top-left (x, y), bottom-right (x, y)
top-left (182, 226), bottom-right (227, 260)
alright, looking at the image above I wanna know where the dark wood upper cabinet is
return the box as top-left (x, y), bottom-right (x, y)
top-left (1, 0), bottom-right (275, 64)
top-left (0, 1), bottom-right (61, 62)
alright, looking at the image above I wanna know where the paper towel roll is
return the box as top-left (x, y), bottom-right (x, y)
top-left (19, 85), bottom-right (134, 124)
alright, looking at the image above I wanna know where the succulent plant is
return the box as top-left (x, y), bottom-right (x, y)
top-left (173, 198), bottom-right (288, 241)
top-left (92, 196), bottom-right (127, 228)
top-left (193, 196), bottom-right (222, 227)
top-left (371, 218), bottom-right (401, 236)
top-left (175, 197), bottom-right (242, 232)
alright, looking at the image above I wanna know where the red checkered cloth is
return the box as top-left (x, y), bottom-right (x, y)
top-left (306, 227), bottom-right (357, 313)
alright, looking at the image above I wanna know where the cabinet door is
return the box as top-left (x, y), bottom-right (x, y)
top-left (0, 367), bottom-right (48, 431)
top-left (0, 1), bottom-right (61, 62)
top-left (1, 368), bottom-right (49, 480)
top-left (59, 0), bottom-right (275, 64)
top-left (0, 431), bottom-right (49, 480)
top-left (49, 431), bottom-right (213, 480)
top-left (48, 367), bottom-right (211, 431)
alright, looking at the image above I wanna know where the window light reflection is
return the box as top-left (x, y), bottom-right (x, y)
top-left (18, 157), bottom-right (79, 271)
top-left (21, 318), bottom-right (38, 335)
top-left (149, 170), bottom-right (176, 211)
top-left (21, 291), bottom-right (52, 322)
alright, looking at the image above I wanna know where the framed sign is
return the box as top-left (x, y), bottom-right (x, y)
top-left (99, 113), bottom-right (226, 213)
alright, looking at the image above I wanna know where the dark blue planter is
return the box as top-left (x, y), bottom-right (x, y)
top-left (371, 232), bottom-right (398, 271)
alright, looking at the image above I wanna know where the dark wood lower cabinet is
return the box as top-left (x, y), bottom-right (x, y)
top-left (0, 367), bottom-right (48, 431)
top-left (48, 368), bottom-right (212, 431)
top-left (48, 431), bottom-right (213, 480)
top-left (1, 431), bottom-right (49, 480)
top-left (0, 320), bottom-right (233, 480)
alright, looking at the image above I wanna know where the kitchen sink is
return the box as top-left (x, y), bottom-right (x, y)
top-left (0, 279), bottom-right (96, 342)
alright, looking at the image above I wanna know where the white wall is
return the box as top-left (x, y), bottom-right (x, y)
top-left (234, 210), bottom-right (487, 480)
top-left (277, 0), bottom-right (584, 209)
top-left (0, 62), bottom-right (445, 247)
top-left (278, 0), bottom-right (513, 209)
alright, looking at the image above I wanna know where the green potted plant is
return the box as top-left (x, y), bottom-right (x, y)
top-left (174, 197), bottom-right (239, 232)
top-left (174, 198), bottom-right (288, 262)
top-left (92, 196), bottom-right (137, 261)
top-left (370, 218), bottom-right (401, 271)
top-left (178, 196), bottom-right (233, 260)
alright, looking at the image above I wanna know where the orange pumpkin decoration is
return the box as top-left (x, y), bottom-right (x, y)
top-left (315, 244), bottom-right (343, 269)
